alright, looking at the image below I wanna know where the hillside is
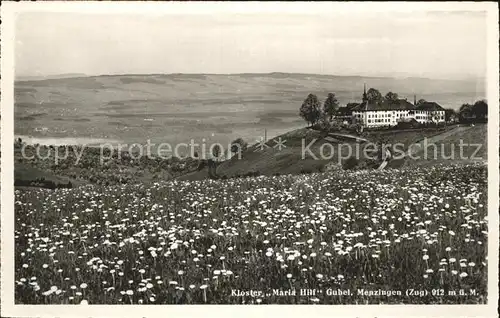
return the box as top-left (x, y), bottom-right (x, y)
top-left (403, 124), bottom-right (487, 167)
top-left (185, 124), bottom-right (488, 179)
top-left (14, 163), bottom-right (82, 188)
top-left (180, 128), bottom-right (375, 180)
top-left (217, 128), bottom-right (340, 177)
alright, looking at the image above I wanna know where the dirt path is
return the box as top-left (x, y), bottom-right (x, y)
top-left (377, 149), bottom-right (392, 170)
top-left (327, 133), bottom-right (369, 143)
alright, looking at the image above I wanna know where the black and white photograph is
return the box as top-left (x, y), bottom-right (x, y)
top-left (1, 1), bottom-right (499, 317)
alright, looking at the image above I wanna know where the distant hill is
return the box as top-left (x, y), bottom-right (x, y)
top-left (16, 73), bottom-right (88, 81)
top-left (15, 72), bottom-right (485, 107)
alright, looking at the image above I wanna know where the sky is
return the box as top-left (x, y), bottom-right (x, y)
top-left (15, 11), bottom-right (487, 79)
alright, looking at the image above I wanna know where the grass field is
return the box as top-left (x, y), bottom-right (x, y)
top-left (406, 124), bottom-right (487, 167)
top-left (14, 163), bottom-right (487, 304)
top-left (14, 163), bottom-right (73, 185)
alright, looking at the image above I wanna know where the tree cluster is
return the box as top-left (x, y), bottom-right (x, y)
top-left (459, 100), bottom-right (488, 122)
top-left (299, 93), bottom-right (339, 126)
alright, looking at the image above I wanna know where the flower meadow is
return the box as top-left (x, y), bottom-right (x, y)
top-left (14, 163), bottom-right (487, 304)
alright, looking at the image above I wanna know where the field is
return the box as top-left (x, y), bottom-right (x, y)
top-left (14, 163), bottom-right (487, 304)
top-left (383, 124), bottom-right (487, 169)
top-left (406, 125), bottom-right (488, 167)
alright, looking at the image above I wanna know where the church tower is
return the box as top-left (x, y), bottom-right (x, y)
top-left (362, 83), bottom-right (367, 102)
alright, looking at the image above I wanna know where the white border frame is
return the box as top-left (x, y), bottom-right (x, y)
top-left (1, 2), bottom-right (499, 318)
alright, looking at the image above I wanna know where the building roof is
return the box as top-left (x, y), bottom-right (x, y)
top-left (335, 106), bottom-right (353, 116)
top-left (346, 102), bottom-right (360, 110)
top-left (352, 99), bottom-right (416, 112)
top-left (416, 101), bottom-right (445, 111)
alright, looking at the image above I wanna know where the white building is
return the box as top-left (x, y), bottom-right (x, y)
top-left (350, 87), bottom-right (445, 128)
top-left (414, 102), bottom-right (446, 124)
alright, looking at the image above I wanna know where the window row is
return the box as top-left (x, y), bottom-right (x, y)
top-left (368, 119), bottom-right (391, 123)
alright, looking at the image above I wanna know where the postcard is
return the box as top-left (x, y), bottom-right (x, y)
top-left (1, 2), bottom-right (498, 318)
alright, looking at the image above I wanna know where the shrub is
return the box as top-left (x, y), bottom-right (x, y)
top-left (300, 168), bottom-right (314, 174)
top-left (230, 138), bottom-right (248, 156)
top-left (244, 171), bottom-right (260, 178)
top-left (342, 156), bottom-right (360, 170)
top-left (323, 162), bottom-right (343, 172)
top-left (329, 121), bottom-right (342, 132)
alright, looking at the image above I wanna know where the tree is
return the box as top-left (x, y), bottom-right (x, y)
top-left (299, 93), bottom-right (322, 126)
top-left (459, 103), bottom-right (472, 113)
top-left (355, 123), bottom-right (364, 135)
top-left (444, 108), bottom-right (458, 122)
top-left (416, 99), bottom-right (427, 106)
top-left (230, 138), bottom-right (248, 155)
top-left (211, 144), bottom-right (223, 161)
top-left (323, 93), bottom-right (339, 121)
top-left (472, 100), bottom-right (488, 121)
top-left (366, 88), bottom-right (382, 103)
top-left (317, 112), bottom-right (332, 132)
top-left (207, 159), bottom-right (218, 178)
top-left (384, 92), bottom-right (399, 103)
top-left (459, 103), bottom-right (473, 121)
